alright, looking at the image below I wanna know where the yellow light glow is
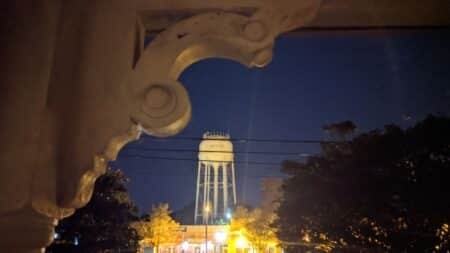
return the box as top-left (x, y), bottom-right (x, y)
top-left (201, 241), bottom-right (213, 250)
top-left (236, 236), bottom-right (247, 248)
top-left (182, 241), bottom-right (189, 250)
top-left (215, 231), bottom-right (228, 243)
top-left (267, 241), bottom-right (277, 247)
top-left (302, 234), bottom-right (311, 243)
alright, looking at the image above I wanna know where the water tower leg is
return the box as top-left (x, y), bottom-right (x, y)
top-left (213, 165), bottom-right (219, 219)
top-left (194, 161), bottom-right (201, 224)
top-left (203, 163), bottom-right (208, 223)
top-left (231, 162), bottom-right (237, 205)
top-left (223, 163), bottom-right (228, 216)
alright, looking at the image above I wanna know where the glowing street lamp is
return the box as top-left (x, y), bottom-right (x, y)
top-left (225, 211), bottom-right (232, 220)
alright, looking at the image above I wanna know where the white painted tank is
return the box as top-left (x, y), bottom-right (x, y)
top-left (199, 132), bottom-right (233, 166)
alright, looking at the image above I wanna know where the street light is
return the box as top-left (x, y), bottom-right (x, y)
top-left (225, 211), bottom-right (232, 220)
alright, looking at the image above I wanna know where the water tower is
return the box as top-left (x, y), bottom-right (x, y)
top-left (194, 132), bottom-right (237, 224)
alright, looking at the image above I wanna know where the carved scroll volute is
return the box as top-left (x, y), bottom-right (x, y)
top-left (128, 12), bottom-right (277, 137)
top-left (129, 0), bottom-right (322, 136)
top-left (131, 80), bottom-right (192, 137)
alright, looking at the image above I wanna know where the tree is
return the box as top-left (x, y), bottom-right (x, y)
top-left (260, 178), bottom-right (283, 214)
top-left (323, 120), bottom-right (357, 139)
top-left (276, 115), bottom-right (450, 252)
top-left (231, 206), bottom-right (278, 253)
top-left (230, 206), bottom-right (253, 232)
top-left (134, 203), bottom-right (180, 252)
top-left (46, 169), bottom-right (141, 253)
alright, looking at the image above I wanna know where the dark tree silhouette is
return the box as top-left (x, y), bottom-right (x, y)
top-left (46, 169), bottom-right (140, 253)
top-left (323, 120), bottom-right (357, 139)
top-left (276, 115), bottom-right (450, 252)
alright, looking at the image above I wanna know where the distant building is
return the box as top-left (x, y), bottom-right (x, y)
top-left (139, 225), bottom-right (280, 253)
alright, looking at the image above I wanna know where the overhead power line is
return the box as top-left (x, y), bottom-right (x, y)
top-left (121, 154), bottom-right (290, 166)
top-left (115, 171), bottom-right (280, 179)
top-left (125, 147), bottom-right (312, 157)
top-left (143, 135), bottom-right (345, 144)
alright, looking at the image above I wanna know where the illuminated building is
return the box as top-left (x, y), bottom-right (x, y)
top-left (139, 225), bottom-right (280, 253)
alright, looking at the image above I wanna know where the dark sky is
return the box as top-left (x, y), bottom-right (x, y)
top-left (111, 29), bottom-right (450, 214)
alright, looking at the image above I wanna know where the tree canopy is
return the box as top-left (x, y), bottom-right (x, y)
top-left (46, 169), bottom-right (140, 253)
top-left (260, 178), bottom-right (283, 214)
top-left (231, 206), bottom-right (278, 253)
top-left (276, 115), bottom-right (450, 252)
top-left (134, 203), bottom-right (181, 250)
top-left (323, 120), bottom-right (357, 139)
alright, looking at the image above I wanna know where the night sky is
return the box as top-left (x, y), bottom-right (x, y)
top-left (111, 29), bottom-right (450, 214)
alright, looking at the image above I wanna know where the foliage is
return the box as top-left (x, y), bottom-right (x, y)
top-left (276, 115), bottom-right (450, 252)
top-left (46, 169), bottom-right (140, 253)
top-left (134, 203), bottom-right (180, 250)
top-left (230, 206), bottom-right (253, 232)
top-left (323, 120), bottom-right (357, 139)
top-left (231, 206), bottom-right (278, 252)
top-left (260, 178), bottom-right (283, 214)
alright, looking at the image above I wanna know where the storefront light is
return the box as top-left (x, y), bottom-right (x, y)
top-left (182, 241), bottom-right (189, 250)
top-left (215, 231), bottom-right (227, 243)
top-left (201, 241), bottom-right (213, 250)
top-left (236, 236), bottom-right (247, 248)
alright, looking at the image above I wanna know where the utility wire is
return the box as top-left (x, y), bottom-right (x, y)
top-left (130, 174), bottom-right (279, 179)
top-left (117, 170), bottom-right (281, 179)
top-left (121, 154), bottom-right (289, 166)
top-left (125, 147), bottom-right (312, 157)
top-left (142, 135), bottom-right (344, 144)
